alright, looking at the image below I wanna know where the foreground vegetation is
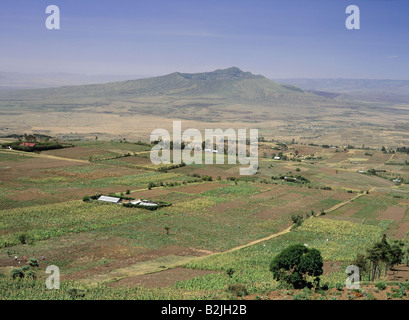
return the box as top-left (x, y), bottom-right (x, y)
top-left (1, 139), bottom-right (409, 300)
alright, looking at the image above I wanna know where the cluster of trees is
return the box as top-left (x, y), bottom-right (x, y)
top-left (269, 235), bottom-right (408, 290)
top-left (271, 175), bottom-right (310, 184)
top-left (148, 178), bottom-right (202, 190)
top-left (396, 147), bottom-right (409, 154)
top-left (2, 141), bottom-right (71, 152)
top-left (353, 234), bottom-right (407, 281)
top-left (10, 259), bottom-right (39, 280)
top-left (156, 162), bottom-right (186, 172)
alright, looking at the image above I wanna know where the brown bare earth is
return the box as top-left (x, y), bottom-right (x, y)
top-left (394, 222), bottom-right (409, 239)
top-left (62, 245), bottom-right (211, 281)
top-left (42, 147), bottom-right (109, 159)
top-left (0, 158), bottom-right (87, 182)
top-left (377, 206), bottom-right (407, 221)
top-left (253, 206), bottom-right (283, 220)
top-left (169, 182), bottom-right (224, 194)
top-left (210, 201), bottom-right (246, 214)
top-left (107, 267), bottom-right (217, 288)
top-left (249, 187), bottom-right (291, 200)
top-left (344, 208), bottom-right (359, 217)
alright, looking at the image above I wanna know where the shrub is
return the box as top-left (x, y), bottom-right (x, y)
top-left (25, 270), bottom-right (37, 280)
top-left (28, 259), bottom-right (39, 267)
top-left (22, 266), bottom-right (30, 272)
top-left (11, 268), bottom-right (25, 280)
top-left (18, 234), bottom-right (28, 245)
top-left (82, 196), bottom-right (91, 202)
top-left (291, 214), bottom-right (304, 229)
top-left (375, 282), bottom-right (387, 290)
top-left (335, 282), bottom-right (344, 291)
top-left (226, 268), bottom-right (235, 278)
top-left (227, 284), bottom-right (248, 297)
top-left (67, 288), bottom-right (86, 299)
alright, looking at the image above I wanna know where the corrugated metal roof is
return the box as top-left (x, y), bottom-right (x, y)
top-left (20, 142), bottom-right (36, 147)
top-left (98, 196), bottom-right (121, 203)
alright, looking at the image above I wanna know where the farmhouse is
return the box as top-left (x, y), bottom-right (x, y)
top-left (20, 142), bottom-right (36, 148)
top-left (130, 199), bottom-right (159, 207)
top-left (204, 149), bottom-right (218, 153)
top-left (97, 195), bottom-right (122, 204)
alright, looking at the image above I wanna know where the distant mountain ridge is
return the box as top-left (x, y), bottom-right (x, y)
top-left (0, 71), bottom-right (145, 91)
top-left (273, 78), bottom-right (409, 103)
top-left (0, 67), bottom-right (315, 103)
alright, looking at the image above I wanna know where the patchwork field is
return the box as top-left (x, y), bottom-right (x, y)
top-left (1, 140), bottom-right (409, 300)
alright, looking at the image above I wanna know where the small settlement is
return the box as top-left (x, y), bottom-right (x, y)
top-left (97, 195), bottom-right (160, 208)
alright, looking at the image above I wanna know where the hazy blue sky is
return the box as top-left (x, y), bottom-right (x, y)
top-left (0, 0), bottom-right (408, 79)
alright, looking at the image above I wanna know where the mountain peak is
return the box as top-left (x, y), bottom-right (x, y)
top-left (177, 67), bottom-right (264, 81)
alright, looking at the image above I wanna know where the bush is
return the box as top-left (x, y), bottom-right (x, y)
top-left (226, 268), bottom-right (235, 278)
top-left (82, 196), bottom-right (91, 202)
top-left (291, 214), bottom-right (304, 229)
top-left (18, 234), bottom-right (28, 244)
top-left (335, 283), bottom-right (344, 291)
top-left (227, 284), bottom-right (248, 297)
top-left (25, 270), bottom-right (37, 279)
top-left (22, 266), bottom-right (30, 272)
top-left (67, 288), bottom-right (86, 299)
top-left (28, 259), bottom-right (39, 267)
top-left (11, 268), bottom-right (25, 280)
top-left (375, 282), bottom-right (387, 290)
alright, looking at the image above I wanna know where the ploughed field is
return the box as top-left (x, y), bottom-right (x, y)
top-left (0, 140), bottom-right (409, 300)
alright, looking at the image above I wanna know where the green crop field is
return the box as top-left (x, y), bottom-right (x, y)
top-left (1, 139), bottom-right (409, 300)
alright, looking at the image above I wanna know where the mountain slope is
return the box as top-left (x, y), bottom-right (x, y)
top-left (0, 67), bottom-right (317, 103)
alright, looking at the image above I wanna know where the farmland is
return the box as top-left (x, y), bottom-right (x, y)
top-left (1, 139), bottom-right (409, 300)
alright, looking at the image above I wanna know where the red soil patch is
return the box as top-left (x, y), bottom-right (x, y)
top-left (394, 222), bottom-right (409, 239)
top-left (42, 147), bottom-right (108, 159)
top-left (387, 264), bottom-right (409, 282)
top-left (279, 193), bottom-right (303, 201)
top-left (253, 206), bottom-right (282, 220)
top-left (62, 245), bottom-right (211, 281)
top-left (0, 158), bottom-right (87, 182)
top-left (211, 201), bottom-right (246, 214)
top-left (120, 156), bottom-right (153, 166)
top-left (322, 261), bottom-right (343, 275)
top-left (12, 189), bottom-right (50, 202)
top-left (107, 267), bottom-right (217, 288)
top-left (292, 146), bottom-right (320, 156)
top-left (249, 187), bottom-right (290, 200)
top-left (170, 182), bottom-right (224, 194)
top-left (344, 208), bottom-right (359, 217)
top-left (377, 206), bottom-right (407, 221)
top-left (244, 284), bottom-right (408, 300)
top-left (132, 188), bottom-right (174, 199)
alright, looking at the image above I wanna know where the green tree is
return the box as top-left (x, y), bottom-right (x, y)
top-left (270, 244), bottom-right (323, 289)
